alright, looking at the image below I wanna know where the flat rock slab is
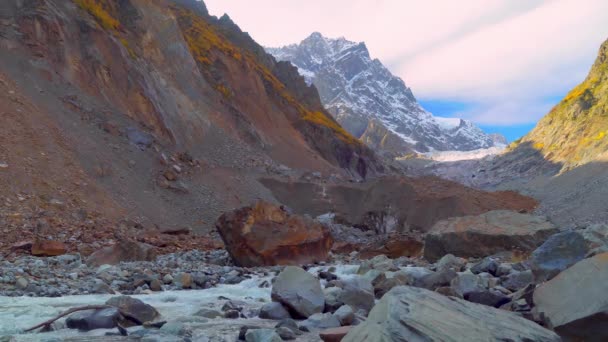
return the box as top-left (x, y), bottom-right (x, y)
top-left (271, 266), bottom-right (324, 318)
top-left (424, 210), bottom-right (558, 261)
top-left (343, 285), bottom-right (560, 342)
top-left (534, 252), bottom-right (608, 341)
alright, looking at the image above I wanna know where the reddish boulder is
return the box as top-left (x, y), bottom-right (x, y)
top-left (320, 326), bottom-right (353, 342)
top-left (31, 240), bottom-right (67, 256)
top-left (86, 240), bottom-right (157, 267)
top-left (216, 201), bottom-right (333, 267)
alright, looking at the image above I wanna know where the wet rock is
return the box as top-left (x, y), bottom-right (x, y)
top-left (271, 266), bottom-right (324, 318)
top-left (424, 211), bottom-right (558, 262)
top-left (245, 328), bottom-right (282, 342)
top-left (357, 255), bottom-right (394, 274)
top-left (275, 319), bottom-right (301, 335)
top-left (343, 286), bottom-right (560, 342)
top-left (216, 201), bottom-right (333, 267)
top-left (224, 309), bottom-right (240, 319)
top-left (276, 326), bottom-right (296, 340)
top-left (334, 305), bottom-right (355, 326)
top-left (160, 321), bottom-right (192, 337)
top-left (31, 240), bottom-right (67, 257)
top-left (259, 302), bottom-right (290, 320)
top-left (300, 313), bottom-right (341, 330)
top-left (194, 308), bottom-right (223, 319)
top-left (324, 286), bottom-right (345, 312)
top-left (66, 308), bottom-right (120, 331)
top-left (320, 326), bottom-right (352, 342)
top-left (501, 270), bottom-right (533, 292)
top-left (529, 230), bottom-right (588, 282)
top-left (105, 296), bottom-right (159, 326)
top-left (239, 326), bottom-right (259, 341)
top-left (86, 241), bottom-right (157, 267)
top-left (337, 277), bottom-right (375, 314)
top-left (534, 252), bottom-right (608, 341)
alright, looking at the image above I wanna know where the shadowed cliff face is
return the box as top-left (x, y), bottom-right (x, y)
top-left (0, 0), bottom-right (384, 237)
top-left (0, 0), bottom-right (381, 177)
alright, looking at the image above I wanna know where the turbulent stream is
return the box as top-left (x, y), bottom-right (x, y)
top-left (0, 266), bottom-right (361, 341)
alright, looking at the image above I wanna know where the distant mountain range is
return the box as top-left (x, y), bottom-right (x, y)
top-left (267, 33), bottom-right (506, 155)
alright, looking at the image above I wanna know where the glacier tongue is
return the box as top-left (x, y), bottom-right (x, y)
top-left (267, 33), bottom-right (506, 153)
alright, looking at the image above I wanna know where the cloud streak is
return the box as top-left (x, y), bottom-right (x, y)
top-left (204, 0), bottom-right (608, 126)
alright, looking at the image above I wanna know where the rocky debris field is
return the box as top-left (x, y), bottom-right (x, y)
top-left (1, 214), bottom-right (607, 341)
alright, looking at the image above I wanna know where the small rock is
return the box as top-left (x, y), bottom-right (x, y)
top-left (300, 313), bottom-right (341, 330)
top-left (245, 328), bottom-right (282, 342)
top-left (15, 277), bottom-right (28, 290)
top-left (194, 308), bottom-right (223, 319)
top-left (334, 305), bottom-right (355, 326)
top-left (501, 270), bottom-right (534, 292)
top-left (259, 302), bottom-right (290, 320)
top-left (276, 326), bottom-right (296, 340)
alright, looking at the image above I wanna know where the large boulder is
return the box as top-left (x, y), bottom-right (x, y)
top-left (337, 277), bottom-right (375, 314)
top-left (533, 252), bottom-right (608, 341)
top-left (216, 201), bottom-right (333, 266)
top-left (271, 266), bottom-right (324, 318)
top-left (105, 296), bottom-right (160, 326)
top-left (86, 241), bottom-right (157, 267)
top-left (66, 308), bottom-right (120, 331)
top-left (31, 240), bottom-right (67, 257)
top-left (343, 286), bottom-right (560, 342)
top-left (424, 211), bottom-right (558, 262)
top-left (529, 231), bottom-right (588, 282)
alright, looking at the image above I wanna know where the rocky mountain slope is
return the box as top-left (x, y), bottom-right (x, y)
top-left (268, 33), bottom-right (505, 155)
top-left (0, 0), bottom-right (534, 256)
top-left (518, 37), bottom-right (608, 169)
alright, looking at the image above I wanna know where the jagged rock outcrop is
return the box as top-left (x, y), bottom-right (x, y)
top-left (268, 33), bottom-right (505, 154)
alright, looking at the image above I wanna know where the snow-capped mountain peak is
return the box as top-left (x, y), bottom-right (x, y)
top-left (267, 33), bottom-right (505, 154)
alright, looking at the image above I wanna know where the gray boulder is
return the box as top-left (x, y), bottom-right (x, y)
top-left (414, 269), bottom-right (457, 291)
top-left (465, 290), bottom-right (510, 308)
top-left (435, 254), bottom-right (466, 272)
top-left (334, 305), bottom-right (355, 326)
top-left (534, 252), bottom-right (608, 341)
top-left (271, 266), bottom-right (324, 318)
top-left (300, 313), bottom-right (341, 330)
top-left (259, 302), bottom-right (291, 320)
top-left (343, 286), bottom-right (560, 342)
top-left (424, 211), bottom-right (558, 262)
top-left (337, 277), bottom-right (375, 314)
top-left (529, 231), bottom-right (588, 282)
top-left (450, 271), bottom-right (484, 297)
top-left (501, 270), bottom-right (533, 292)
top-left (66, 308), bottom-right (120, 331)
top-left (470, 257), bottom-right (499, 276)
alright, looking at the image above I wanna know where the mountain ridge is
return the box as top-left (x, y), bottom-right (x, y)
top-left (267, 32), bottom-right (506, 155)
